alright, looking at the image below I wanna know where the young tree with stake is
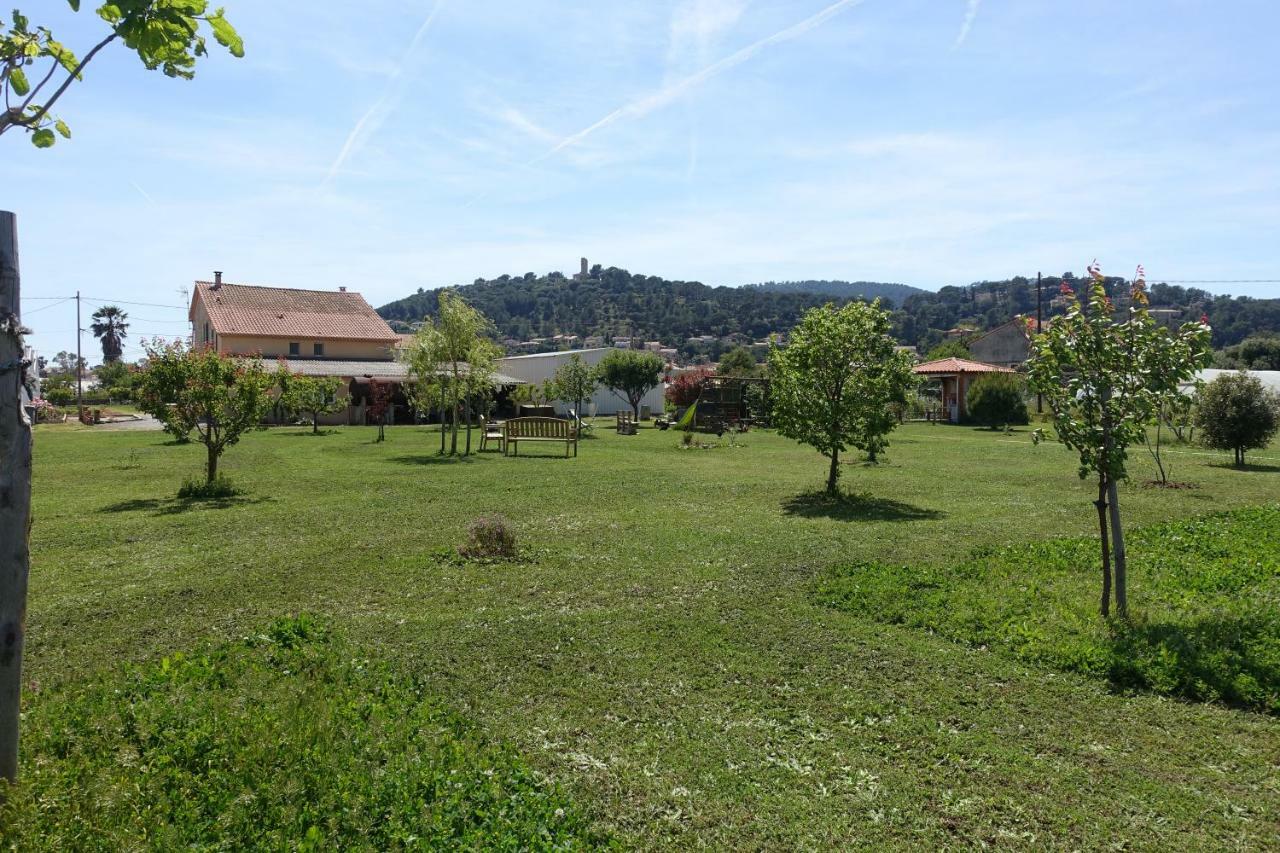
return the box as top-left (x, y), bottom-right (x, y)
top-left (768, 300), bottom-right (917, 495)
top-left (1028, 263), bottom-right (1210, 618)
top-left (553, 354), bottom-right (597, 429)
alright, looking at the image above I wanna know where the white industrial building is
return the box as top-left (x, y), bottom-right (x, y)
top-left (497, 348), bottom-right (667, 417)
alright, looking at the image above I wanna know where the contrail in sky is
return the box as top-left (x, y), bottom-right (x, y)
top-left (538, 0), bottom-right (868, 161)
top-left (326, 0), bottom-right (447, 182)
top-left (953, 0), bottom-right (981, 49)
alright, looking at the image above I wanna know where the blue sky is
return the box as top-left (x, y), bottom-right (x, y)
top-left (9, 0), bottom-right (1280, 362)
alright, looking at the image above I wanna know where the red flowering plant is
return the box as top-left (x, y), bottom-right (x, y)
top-left (665, 368), bottom-right (713, 407)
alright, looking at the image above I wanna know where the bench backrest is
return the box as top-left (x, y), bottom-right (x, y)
top-left (505, 417), bottom-right (572, 439)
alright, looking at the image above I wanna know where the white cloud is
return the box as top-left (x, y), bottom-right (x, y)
top-left (542, 0), bottom-right (867, 160)
top-left (953, 0), bottom-right (981, 49)
top-left (326, 0), bottom-right (448, 182)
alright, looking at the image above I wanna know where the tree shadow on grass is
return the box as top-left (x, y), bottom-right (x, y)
top-left (271, 428), bottom-right (342, 437)
top-left (1106, 614), bottom-right (1279, 713)
top-left (100, 495), bottom-right (274, 516)
top-left (1207, 461), bottom-right (1280, 473)
top-left (389, 454), bottom-right (480, 465)
top-left (782, 490), bottom-right (945, 522)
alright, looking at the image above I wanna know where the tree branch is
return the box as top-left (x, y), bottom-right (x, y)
top-left (1, 30), bottom-right (119, 134)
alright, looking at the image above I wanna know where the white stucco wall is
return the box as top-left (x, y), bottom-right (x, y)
top-left (498, 348), bottom-right (667, 416)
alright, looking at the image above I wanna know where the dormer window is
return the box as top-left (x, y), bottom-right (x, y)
top-left (289, 342), bottom-right (300, 356)
top-left (313, 343), bottom-right (325, 357)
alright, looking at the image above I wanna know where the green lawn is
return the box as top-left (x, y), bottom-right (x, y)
top-left (8, 421), bottom-right (1280, 848)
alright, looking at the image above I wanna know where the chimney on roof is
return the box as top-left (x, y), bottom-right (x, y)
top-left (212, 270), bottom-right (223, 289)
top-left (339, 286), bottom-right (347, 292)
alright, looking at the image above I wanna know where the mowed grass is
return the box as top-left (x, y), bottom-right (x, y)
top-left (12, 421), bottom-right (1280, 848)
top-left (817, 506), bottom-right (1280, 712)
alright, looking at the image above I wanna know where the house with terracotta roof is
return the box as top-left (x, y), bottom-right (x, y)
top-left (189, 274), bottom-right (410, 425)
top-left (912, 357), bottom-right (1017, 423)
top-left (189, 275), bottom-right (525, 426)
top-left (190, 273), bottom-right (400, 362)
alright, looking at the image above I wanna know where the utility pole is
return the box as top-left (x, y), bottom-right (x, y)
top-left (75, 291), bottom-right (83, 415)
top-left (1, 209), bottom-right (33, 784)
top-left (1035, 271), bottom-right (1043, 415)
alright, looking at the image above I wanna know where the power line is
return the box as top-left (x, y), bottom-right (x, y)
top-left (1155, 279), bottom-right (1280, 284)
top-left (20, 297), bottom-right (74, 315)
top-left (80, 296), bottom-right (187, 310)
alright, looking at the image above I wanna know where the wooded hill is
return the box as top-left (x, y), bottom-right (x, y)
top-left (378, 267), bottom-right (885, 356)
top-left (741, 280), bottom-right (925, 303)
top-left (378, 268), bottom-right (1280, 354)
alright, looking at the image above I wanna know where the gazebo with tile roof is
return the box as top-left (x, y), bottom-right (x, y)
top-left (912, 357), bottom-right (1017, 423)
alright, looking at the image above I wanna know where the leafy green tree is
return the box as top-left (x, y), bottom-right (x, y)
top-left (95, 359), bottom-right (138, 401)
top-left (1028, 271), bottom-right (1211, 617)
top-left (48, 350), bottom-right (84, 375)
top-left (403, 321), bottom-right (449, 454)
top-left (596, 350), bottom-right (664, 419)
top-left (1214, 335), bottom-right (1280, 371)
top-left (966, 373), bottom-right (1028, 429)
top-left (1193, 372), bottom-right (1280, 467)
top-left (283, 374), bottom-right (344, 434)
top-left (717, 345), bottom-right (757, 377)
top-left (768, 301), bottom-right (917, 494)
top-left (923, 338), bottom-right (971, 361)
top-left (2, 2), bottom-right (242, 146)
top-left (405, 291), bottom-right (495, 456)
top-left (552, 354), bottom-right (597, 426)
top-left (137, 340), bottom-right (275, 483)
top-left (41, 373), bottom-right (74, 406)
top-left (89, 305), bottom-right (128, 363)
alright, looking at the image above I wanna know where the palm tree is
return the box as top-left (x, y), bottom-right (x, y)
top-left (90, 305), bottom-right (129, 363)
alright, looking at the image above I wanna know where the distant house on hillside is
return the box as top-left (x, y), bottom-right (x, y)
top-left (968, 316), bottom-right (1049, 369)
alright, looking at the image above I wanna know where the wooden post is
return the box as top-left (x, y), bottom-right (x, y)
top-left (0, 210), bottom-right (33, 784)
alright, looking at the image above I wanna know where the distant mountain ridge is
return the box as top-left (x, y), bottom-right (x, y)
top-left (742, 280), bottom-right (927, 303)
top-left (377, 268), bottom-right (1280, 356)
top-left (377, 266), bottom-right (899, 357)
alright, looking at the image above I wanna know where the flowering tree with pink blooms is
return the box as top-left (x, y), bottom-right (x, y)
top-left (1027, 264), bottom-right (1211, 618)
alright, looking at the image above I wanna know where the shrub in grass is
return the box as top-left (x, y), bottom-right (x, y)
top-left (177, 473), bottom-right (240, 500)
top-left (1193, 371), bottom-right (1280, 467)
top-left (459, 514), bottom-right (518, 560)
top-left (814, 505), bottom-right (1280, 712)
top-left (965, 373), bottom-right (1029, 428)
top-left (0, 617), bottom-right (601, 848)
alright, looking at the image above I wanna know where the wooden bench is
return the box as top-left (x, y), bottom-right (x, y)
top-left (616, 411), bottom-right (637, 435)
top-left (504, 417), bottom-right (578, 457)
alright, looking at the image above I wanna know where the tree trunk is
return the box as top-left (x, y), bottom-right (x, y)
top-left (0, 209), bottom-right (32, 784)
top-left (826, 450), bottom-right (840, 495)
top-left (631, 397), bottom-right (640, 420)
top-left (464, 395), bottom-right (472, 456)
top-left (312, 411), bottom-right (319, 435)
top-left (206, 442), bottom-right (219, 483)
top-left (1107, 475), bottom-right (1128, 617)
top-left (439, 384), bottom-right (446, 455)
top-left (1094, 476), bottom-right (1112, 618)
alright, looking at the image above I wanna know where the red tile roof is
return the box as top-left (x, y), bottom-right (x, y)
top-left (912, 357), bottom-right (1017, 375)
top-left (192, 281), bottom-right (397, 341)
